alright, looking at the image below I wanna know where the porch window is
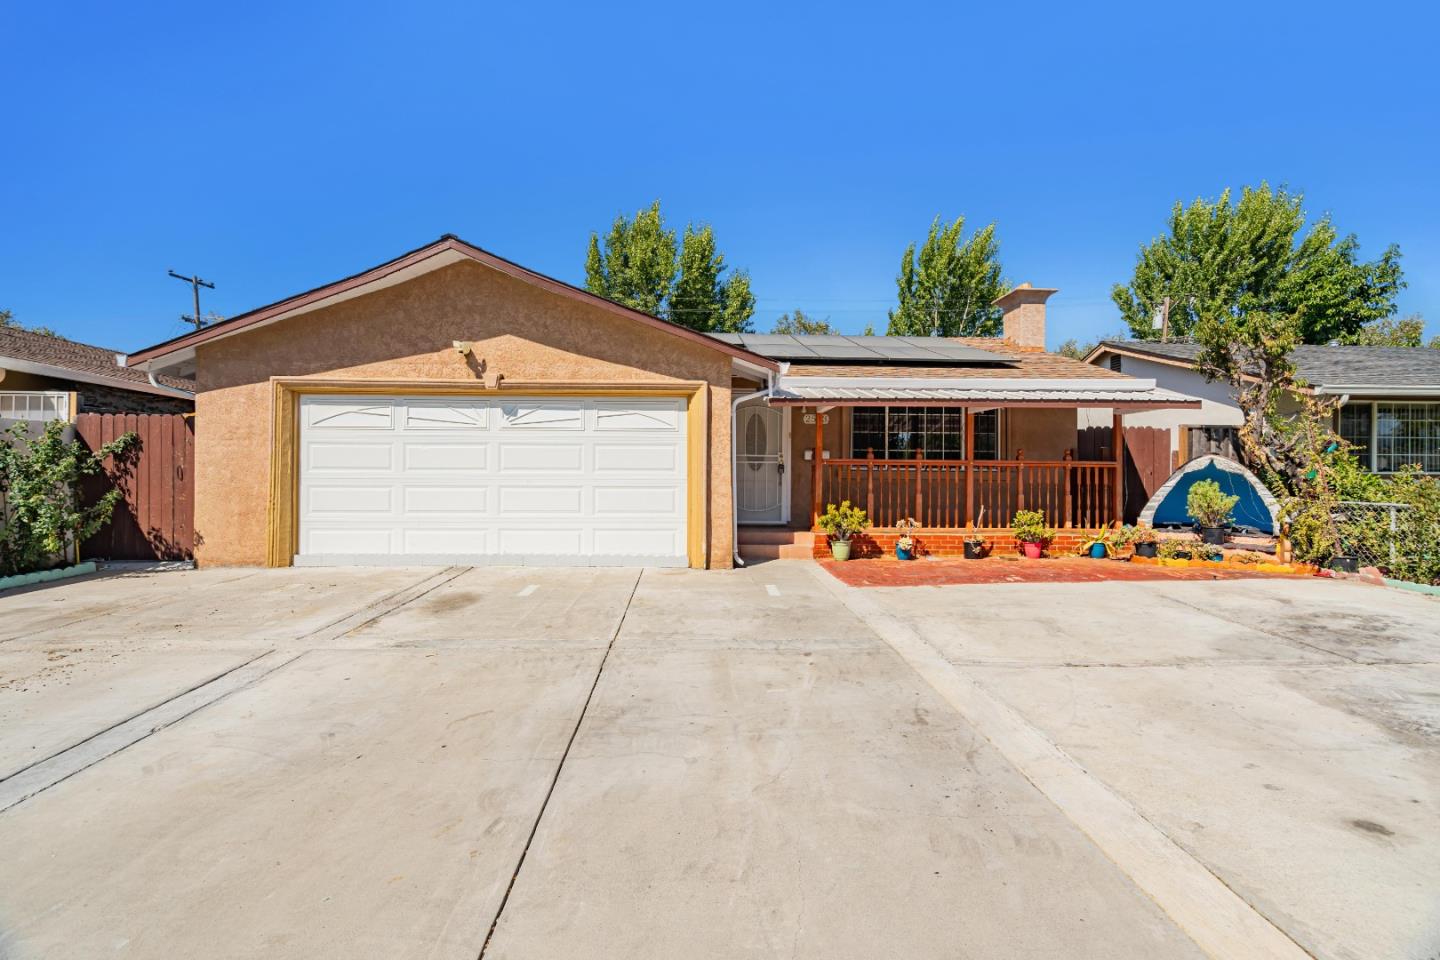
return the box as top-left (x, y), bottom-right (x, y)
top-left (850, 406), bottom-right (998, 460)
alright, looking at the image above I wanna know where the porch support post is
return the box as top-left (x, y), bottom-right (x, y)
top-left (811, 407), bottom-right (825, 528)
top-left (964, 407), bottom-right (976, 527)
top-left (1112, 410), bottom-right (1124, 526)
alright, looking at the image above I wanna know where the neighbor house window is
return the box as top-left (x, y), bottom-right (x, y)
top-left (850, 407), bottom-right (999, 460)
top-left (1339, 402), bottom-right (1440, 474)
top-left (1376, 402), bottom-right (1440, 473)
top-left (1338, 404), bottom-right (1372, 464)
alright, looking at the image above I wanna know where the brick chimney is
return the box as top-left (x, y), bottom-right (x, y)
top-left (993, 283), bottom-right (1057, 350)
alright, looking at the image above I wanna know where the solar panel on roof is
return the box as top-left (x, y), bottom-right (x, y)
top-left (703, 332), bottom-right (1015, 364)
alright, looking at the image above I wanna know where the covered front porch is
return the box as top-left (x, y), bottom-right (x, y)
top-left (735, 375), bottom-right (1201, 559)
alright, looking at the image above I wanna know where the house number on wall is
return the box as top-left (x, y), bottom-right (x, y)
top-left (802, 413), bottom-right (831, 425)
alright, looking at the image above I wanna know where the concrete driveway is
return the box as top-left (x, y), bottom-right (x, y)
top-left (0, 563), bottom-right (1435, 959)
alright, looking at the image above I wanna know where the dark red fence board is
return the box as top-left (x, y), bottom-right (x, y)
top-left (76, 413), bottom-right (195, 561)
top-left (1078, 424), bottom-right (1172, 523)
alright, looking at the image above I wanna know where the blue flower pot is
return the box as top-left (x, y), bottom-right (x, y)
top-left (1090, 543), bottom-right (1107, 559)
top-left (896, 545), bottom-right (914, 561)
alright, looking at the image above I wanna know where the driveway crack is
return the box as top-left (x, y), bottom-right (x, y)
top-left (475, 566), bottom-right (644, 959)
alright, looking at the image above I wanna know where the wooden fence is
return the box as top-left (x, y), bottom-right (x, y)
top-left (1078, 424), bottom-right (1171, 523)
top-left (76, 413), bottom-right (195, 561)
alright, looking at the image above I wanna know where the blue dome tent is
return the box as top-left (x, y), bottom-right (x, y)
top-left (1138, 455), bottom-right (1280, 534)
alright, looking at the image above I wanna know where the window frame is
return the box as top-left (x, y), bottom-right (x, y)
top-left (848, 406), bottom-right (1001, 461)
top-left (1338, 400), bottom-right (1440, 474)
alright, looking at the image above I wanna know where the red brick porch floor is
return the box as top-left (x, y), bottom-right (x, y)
top-left (822, 556), bottom-right (1314, 588)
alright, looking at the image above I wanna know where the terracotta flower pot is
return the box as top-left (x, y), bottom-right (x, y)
top-left (1020, 541), bottom-right (1043, 559)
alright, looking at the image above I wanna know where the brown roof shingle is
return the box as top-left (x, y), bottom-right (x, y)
top-left (0, 326), bottom-right (194, 392)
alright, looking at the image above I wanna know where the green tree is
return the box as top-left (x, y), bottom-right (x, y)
top-left (887, 216), bottom-right (1006, 337)
top-left (584, 202), bottom-right (755, 332)
top-left (771, 309), bottom-right (835, 335)
top-left (1342, 313), bottom-right (1426, 347)
top-left (0, 309), bottom-right (58, 337)
top-left (1055, 338), bottom-right (1094, 360)
top-left (1113, 184), bottom-right (1404, 344)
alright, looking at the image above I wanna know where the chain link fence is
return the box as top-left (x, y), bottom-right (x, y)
top-left (1331, 500), bottom-right (1439, 584)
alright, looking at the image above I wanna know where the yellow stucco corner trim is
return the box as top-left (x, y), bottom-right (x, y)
top-left (265, 378), bottom-right (711, 569)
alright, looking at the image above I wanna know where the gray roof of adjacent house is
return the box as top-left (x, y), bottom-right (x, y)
top-left (1091, 340), bottom-right (1440, 395)
top-left (708, 333), bottom-right (1014, 364)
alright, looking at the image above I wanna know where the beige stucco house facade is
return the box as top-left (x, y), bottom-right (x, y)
top-left (125, 238), bottom-right (1199, 569)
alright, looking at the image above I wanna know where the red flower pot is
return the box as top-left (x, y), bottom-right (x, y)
top-left (1020, 541), bottom-right (1043, 559)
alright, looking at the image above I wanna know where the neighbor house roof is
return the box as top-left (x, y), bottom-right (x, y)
top-left (1087, 340), bottom-right (1440, 396)
top-left (726, 335), bottom-right (1130, 380)
top-left (1, 325), bottom-right (195, 397)
top-left (123, 235), bottom-right (778, 375)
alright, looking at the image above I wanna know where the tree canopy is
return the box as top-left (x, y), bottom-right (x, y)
top-left (1342, 314), bottom-right (1436, 348)
top-left (584, 201), bottom-right (755, 333)
top-left (771, 309), bottom-right (835, 335)
top-left (1112, 184), bottom-right (1404, 344)
top-left (886, 216), bottom-right (1006, 337)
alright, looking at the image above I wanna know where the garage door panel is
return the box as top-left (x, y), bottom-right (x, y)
top-left (594, 401), bottom-right (681, 432)
top-left (500, 402), bottom-right (584, 431)
top-left (298, 395), bottom-right (687, 566)
top-left (592, 527), bottom-right (683, 556)
top-left (593, 443), bottom-right (680, 473)
top-left (305, 401), bottom-right (394, 430)
top-left (498, 443), bottom-right (584, 473)
top-left (306, 527), bottom-right (393, 554)
top-left (593, 485), bottom-right (682, 516)
top-left (402, 528), bottom-right (489, 554)
top-left (403, 401), bottom-right (488, 430)
top-left (498, 528), bottom-right (584, 555)
top-left (402, 486), bottom-right (488, 515)
top-left (403, 443), bottom-right (488, 472)
top-left (307, 442), bottom-right (395, 472)
top-left (306, 485), bottom-right (395, 516)
top-left (498, 485), bottom-right (584, 515)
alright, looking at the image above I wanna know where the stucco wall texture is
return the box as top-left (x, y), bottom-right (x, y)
top-left (193, 261), bottom-right (735, 568)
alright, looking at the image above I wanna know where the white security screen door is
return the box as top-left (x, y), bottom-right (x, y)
top-left (297, 395), bottom-right (687, 566)
top-left (736, 402), bottom-right (786, 524)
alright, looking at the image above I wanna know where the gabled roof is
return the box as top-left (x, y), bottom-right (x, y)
top-left (1, 325), bottom-right (194, 397)
top-left (1087, 340), bottom-right (1440, 395)
top-left (123, 235), bottom-right (778, 373)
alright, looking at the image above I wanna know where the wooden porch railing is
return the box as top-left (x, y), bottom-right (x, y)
top-left (818, 451), bottom-right (1120, 529)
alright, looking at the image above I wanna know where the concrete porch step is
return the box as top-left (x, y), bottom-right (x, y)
top-left (737, 527), bottom-right (815, 546)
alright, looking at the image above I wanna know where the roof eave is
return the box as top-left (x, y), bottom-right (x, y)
top-left (0, 354), bottom-right (194, 399)
top-left (123, 236), bottom-right (778, 372)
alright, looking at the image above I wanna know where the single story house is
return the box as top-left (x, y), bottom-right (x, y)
top-left (1, 325), bottom-right (194, 425)
top-left (1083, 340), bottom-right (1440, 475)
top-left (122, 236), bottom-right (1199, 569)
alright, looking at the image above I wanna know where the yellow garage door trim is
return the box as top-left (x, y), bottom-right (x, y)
top-left (267, 378), bottom-right (710, 569)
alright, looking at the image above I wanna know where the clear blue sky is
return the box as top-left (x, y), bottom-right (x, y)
top-left (3, 1), bottom-right (1436, 352)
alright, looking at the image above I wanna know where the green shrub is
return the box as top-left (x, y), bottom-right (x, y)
top-left (0, 421), bottom-right (137, 576)
top-left (1186, 479), bottom-right (1239, 528)
top-left (1010, 509), bottom-right (1053, 544)
top-left (816, 500), bottom-right (869, 542)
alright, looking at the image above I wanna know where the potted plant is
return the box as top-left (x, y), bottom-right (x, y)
top-left (1157, 538), bottom-right (1192, 561)
top-left (963, 506), bottom-right (990, 559)
top-left (817, 500), bottom-right (869, 561)
top-left (895, 517), bottom-right (919, 560)
top-left (1010, 509), bottom-right (1053, 559)
top-left (1129, 524), bottom-right (1159, 558)
top-left (1186, 479), bottom-right (1239, 546)
top-left (1077, 531), bottom-right (1112, 559)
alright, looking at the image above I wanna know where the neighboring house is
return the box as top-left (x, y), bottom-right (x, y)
top-left (0, 325), bottom-right (194, 426)
top-left (122, 237), bottom-right (1198, 569)
top-left (1083, 340), bottom-right (1440, 475)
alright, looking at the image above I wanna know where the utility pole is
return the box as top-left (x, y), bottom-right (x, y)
top-left (168, 270), bottom-right (215, 331)
top-left (1160, 295), bottom-right (1171, 342)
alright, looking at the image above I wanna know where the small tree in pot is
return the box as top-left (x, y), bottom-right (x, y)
top-left (1186, 480), bottom-right (1239, 545)
top-left (817, 501), bottom-right (869, 561)
top-left (1010, 509), bottom-right (1054, 559)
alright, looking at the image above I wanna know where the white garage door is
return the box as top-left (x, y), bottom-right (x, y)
top-left (296, 395), bottom-right (688, 566)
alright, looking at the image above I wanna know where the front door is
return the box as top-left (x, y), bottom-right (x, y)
top-left (736, 402), bottom-right (787, 524)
